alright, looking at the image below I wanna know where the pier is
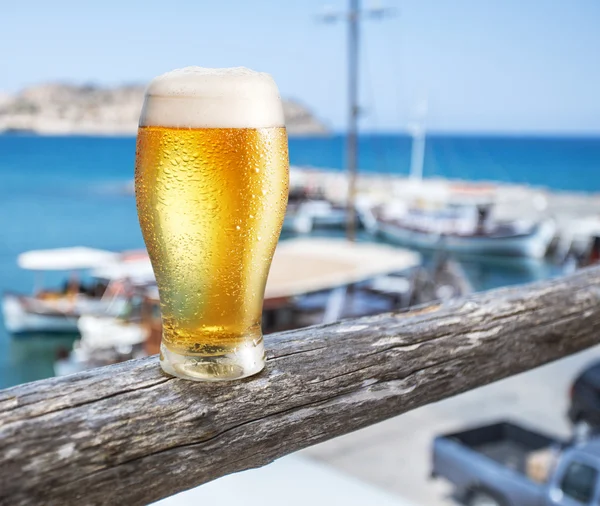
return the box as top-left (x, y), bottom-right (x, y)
top-left (291, 167), bottom-right (600, 258)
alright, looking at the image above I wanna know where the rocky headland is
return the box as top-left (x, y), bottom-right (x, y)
top-left (0, 84), bottom-right (329, 136)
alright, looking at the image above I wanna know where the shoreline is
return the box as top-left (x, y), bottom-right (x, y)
top-left (290, 166), bottom-right (600, 199)
top-left (0, 129), bottom-right (332, 138)
top-left (2, 129), bottom-right (599, 139)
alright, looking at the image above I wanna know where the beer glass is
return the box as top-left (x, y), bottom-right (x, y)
top-left (135, 67), bottom-right (289, 381)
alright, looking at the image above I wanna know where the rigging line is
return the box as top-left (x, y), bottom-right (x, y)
top-left (387, 3), bottom-right (409, 177)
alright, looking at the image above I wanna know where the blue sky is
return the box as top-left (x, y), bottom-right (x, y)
top-left (2, 0), bottom-right (599, 133)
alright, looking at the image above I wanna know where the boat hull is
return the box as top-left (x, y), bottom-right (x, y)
top-left (377, 220), bottom-right (555, 258)
top-left (2, 294), bottom-right (80, 334)
top-left (77, 315), bottom-right (146, 350)
top-left (283, 205), bottom-right (370, 235)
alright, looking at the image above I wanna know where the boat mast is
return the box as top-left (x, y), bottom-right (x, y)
top-left (320, 1), bottom-right (393, 241)
top-left (409, 124), bottom-right (426, 182)
top-left (409, 99), bottom-right (428, 182)
top-left (347, 0), bottom-right (360, 241)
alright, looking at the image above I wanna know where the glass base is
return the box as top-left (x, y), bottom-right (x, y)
top-left (159, 338), bottom-right (265, 382)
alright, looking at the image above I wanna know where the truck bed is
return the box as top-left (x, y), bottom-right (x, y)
top-left (443, 422), bottom-right (560, 474)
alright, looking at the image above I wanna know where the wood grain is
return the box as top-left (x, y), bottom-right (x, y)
top-left (2, 266), bottom-right (600, 505)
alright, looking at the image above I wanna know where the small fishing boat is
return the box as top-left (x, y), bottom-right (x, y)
top-left (77, 314), bottom-right (147, 350)
top-left (370, 107), bottom-right (556, 258)
top-left (55, 287), bottom-right (159, 377)
top-left (2, 247), bottom-right (128, 334)
top-left (376, 202), bottom-right (556, 258)
top-left (282, 196), bottom-right (379, 235)
top-left (283, 200), bottom-right (349, 234)
top-left (75, 254), bottom-right (155, 345)
top-left (282, 180), bottom-right (350, 235)
top-left (2, 247), bottom-right (154, 334)
top-left (55, 239), bottom-right (425, 374)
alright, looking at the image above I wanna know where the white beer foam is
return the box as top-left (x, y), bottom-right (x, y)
top-left (140, 67), bottom-right (285, 129)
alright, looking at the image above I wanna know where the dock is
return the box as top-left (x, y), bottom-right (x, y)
top-left (291, 166), bottom-right (600, 258)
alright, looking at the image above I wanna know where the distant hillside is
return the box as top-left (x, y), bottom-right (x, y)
top-left (0, 84), bottom-right (329, 136)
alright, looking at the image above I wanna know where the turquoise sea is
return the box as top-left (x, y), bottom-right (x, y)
top-left (1, 133), bottom-right (599, 388)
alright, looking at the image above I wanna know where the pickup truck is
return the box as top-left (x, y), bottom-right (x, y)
top-left (569, 360), bottom-right (600, 438)
top-left (432, 421), bottom-right (600, 506)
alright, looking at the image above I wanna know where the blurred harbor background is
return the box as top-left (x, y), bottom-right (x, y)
top-left (4, 133), bottom-right (596, 387)
top-left (5, 134), bottom-right (600, 387)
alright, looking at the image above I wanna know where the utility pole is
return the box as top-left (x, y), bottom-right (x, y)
top-left (319, 1), bottom-right (393, 241)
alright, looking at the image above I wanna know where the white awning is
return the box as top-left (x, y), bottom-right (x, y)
top-left (91, 258), bottom-right (155, 285)
top-left (17, 247), bottom-right (119, 271)
top-left (265, 238), bottom-right (421, 299)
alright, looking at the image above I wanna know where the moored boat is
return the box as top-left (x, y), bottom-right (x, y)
top-left (367, 102), bottom-right (556, 258)
top-left (377, 209), bottom-right (556, 258)
top-left (282, 183), bottom-right (349, 234)
top-left (2, 247), bottom-right (127, 334)
top-left (2, 247), bottom-right (154, 334)
top-left (75, 253), bottom-right (155, 345)
top-left (56, 239), bottom-right (427, 374)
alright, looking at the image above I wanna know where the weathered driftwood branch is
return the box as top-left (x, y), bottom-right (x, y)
top-left (2, 267), bottom-right (600, 505)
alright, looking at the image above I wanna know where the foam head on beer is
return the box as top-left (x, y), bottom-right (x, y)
top-left (139, 66), bottom-right (285, 129)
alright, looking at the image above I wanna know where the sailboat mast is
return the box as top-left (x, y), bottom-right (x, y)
top-left (346, 0), bottom-right (360, 241)
top-left (319, 2), bottom-right (392, 241)
top-left (409, 125), bottom-right (426, 182)
top-left (409, 99), bottom-right (428, 182)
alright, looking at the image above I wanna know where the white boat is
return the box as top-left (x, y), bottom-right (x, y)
top-left (54, 331), bottom-right (146, 377)
top-left (77, 314), bottom-right (146, 351)
top-left (282, 198), bottom-right (379, 235)
top-left (1, 247), bottom-right (146, 334)
top-left (283, 208), bottom-right (315, 234)
top-left (283, 199), bottom-right (348, 234)
top-left (2, 292), bottom-right (123, 334)
top-left (371, 105), bottom-right (556, 258)
top-left (75, 255), bottom-right (155, 348)
top-left (56, 300), bottom-right (157, 377)
top-left (377, 208), bottom-right (556, 258)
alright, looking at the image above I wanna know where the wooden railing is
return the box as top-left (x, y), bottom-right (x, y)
top-left (2, 266), bottom-right (600, 505)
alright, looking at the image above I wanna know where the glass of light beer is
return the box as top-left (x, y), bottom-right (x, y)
top-left (135, 67), bottom-right (289, 381)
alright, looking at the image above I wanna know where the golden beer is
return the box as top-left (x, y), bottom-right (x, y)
top-left (135, 67), bottom-right (289, 381)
